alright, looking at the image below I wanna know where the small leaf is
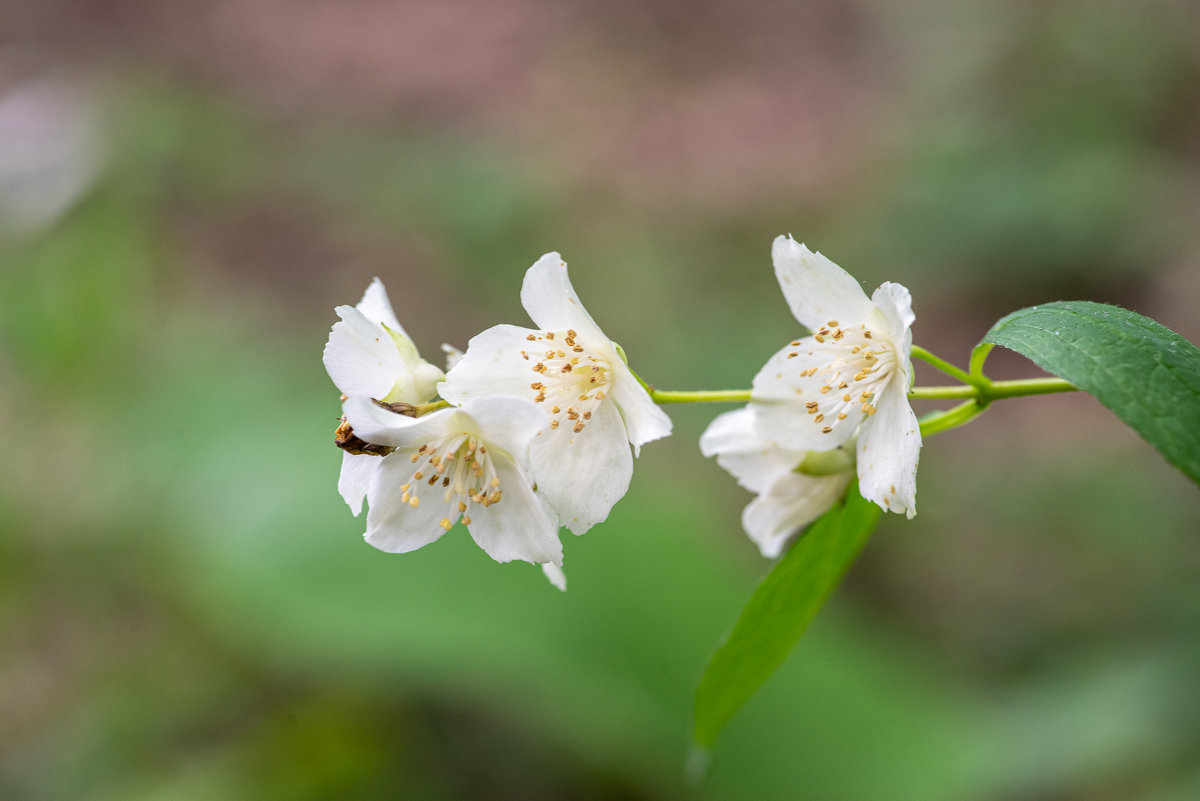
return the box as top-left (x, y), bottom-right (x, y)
top-left (692, 485), bottom-right (880, 750)
top-left (981, 301), bottom-right (1200, 486)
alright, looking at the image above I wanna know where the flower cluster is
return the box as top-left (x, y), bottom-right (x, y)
top-left (322, 255), bottom-right (671, 590)
top-left (322, 238), bottom-right (921, 584)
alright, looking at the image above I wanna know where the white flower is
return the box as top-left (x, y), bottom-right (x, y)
top-left (323, 278), bottom-right (446, 515)
top-left (439, 252), bottom-right (673, 534)
top-left (0, 77), bottom-right (101, 233)
top-left (750, 236), bottom-right (921, 517)
top-left (343, 394), bottom-right (563, 568)
top-left (701, 407), bottom-right (853, 557)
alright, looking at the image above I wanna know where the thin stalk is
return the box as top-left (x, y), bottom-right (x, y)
top-left (918, 400), bottom-right (987, 437)
top-left (649, 388), bottom-right (753, 404)
top-left (981, 376), bottom-right (1076, 400)
top-left (911, 345), bottom-right (976, 385)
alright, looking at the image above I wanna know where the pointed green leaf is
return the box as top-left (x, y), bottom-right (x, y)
top-left (981, 301), bottom-right (1200, 486)
top-left (693, 486), bottom-right (881, 750)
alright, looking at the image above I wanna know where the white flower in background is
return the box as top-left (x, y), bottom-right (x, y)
top-left (343, 395), bottom-right (563, 569)
top-left (0, 75), bottom-right (102, 233)
top-left (440, 252), bottom-right (673, 534)
top-left (701, 407), bottom-right (853, 558)
top-left (751, 236), bottom-right (921, 517)
top-left (441, 343), bottom-right (464, 372)
top-left (323, 278), bottom-right (446, 515)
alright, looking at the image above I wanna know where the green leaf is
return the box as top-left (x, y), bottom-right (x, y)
top-left (980, 301), bottom-right (1200, 486)
top-left (692, 486), bottom-right (881, 751)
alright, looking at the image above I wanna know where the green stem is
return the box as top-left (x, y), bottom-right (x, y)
top-left (907, 377), bottom-right (1074, 401)
top-left (918, 400), bottom-right (987, 437)
top-left (911, 345), bottom-right (976, 385)
top-left (649, 388), bottom-right (754, 404)
top-left (979, 376), bottom-right (1076, 401)
top-left (643, 377), bottom-right (1073, 406)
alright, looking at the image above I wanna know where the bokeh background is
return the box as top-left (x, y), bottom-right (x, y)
top-left (3, 1), bottom-right (1200, 799)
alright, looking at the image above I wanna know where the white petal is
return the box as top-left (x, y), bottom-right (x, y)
top-left (533, 400), bottom-right (633, 535)
top-left (541, 563), bottom-right (567, 591)
top-left (363, 451), bottom-right (451, 553)
top-left (337, 451), bottom-right (378, 516)
top-left (466, 454), bottom-right (563, 564)
top-left (520, 252), bottom-right (607, 340)
top-left (870, 282), bottom-right (915, 357)
top-left (772, 236), bottom-right (875, 332)
top-left (322, 306), bottom-right (408, 398)
top-left (343, 394), bottom-right (449, 450)
top-left (700, 408), bottom-right (803, 494)
top-left (441, 343), bottom-right (464, 372)
top-left (716, 450), bottom-right (806, 495)
top-left (750, 340), bottom-right (863, 451)
top-left (456, 396), bottom-right (547, 460)
top-left (438, 324), bottom-right (549, 402)
top-left (356, 277), bottom-right (404, 334)
top-left (608, 360), bottom-right (672, 452)
top-left (856, 381), bottom-right (921, 518)
top-left (743, 470), bottom-right (852, 558)
top-left (699, 407), bottom-right (756, 457)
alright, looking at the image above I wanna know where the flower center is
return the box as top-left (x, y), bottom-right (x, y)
top-left (520, 328), bottom-right (611, 434)
top-left (788, 321), bottom-right (897, 434)
top-left (397, 433), bottom-right (503, 530)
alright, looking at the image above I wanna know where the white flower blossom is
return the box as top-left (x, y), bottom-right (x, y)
top-left (343, 394), bottom-right (563, 568)
top-left (0, 76), bottom-right (102, 233)
top-left (323, 278), bottom-right (446, 515)
top-left (701, 407), bottom-right (853, 558)
top-left (439, 252), bottom-right (672, 534)
top-left (751, 236), bottom-right (921, 517)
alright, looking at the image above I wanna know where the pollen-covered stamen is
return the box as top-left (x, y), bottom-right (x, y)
top-left (795, 324), bottom-right (897, 433)
top-left (399, 432), bottom-right (507, 531)
top-left (523, 328), bottom-right (612, 435)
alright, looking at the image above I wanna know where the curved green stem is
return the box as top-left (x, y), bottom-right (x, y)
top-left (911, 345), bottom-right (976, 386)
top-left (918, 400), bottom-right (987, 437)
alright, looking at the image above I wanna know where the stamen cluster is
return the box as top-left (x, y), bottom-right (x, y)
top-left (522, 328), bottom-right (610, 434)
top-left (399, 435), bottom-right (503, 530)
top-left (785, 321), bottom-right (897, 435)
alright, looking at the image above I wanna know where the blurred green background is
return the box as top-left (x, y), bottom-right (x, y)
top-left (3, 1), bottom-right (1200, 799)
